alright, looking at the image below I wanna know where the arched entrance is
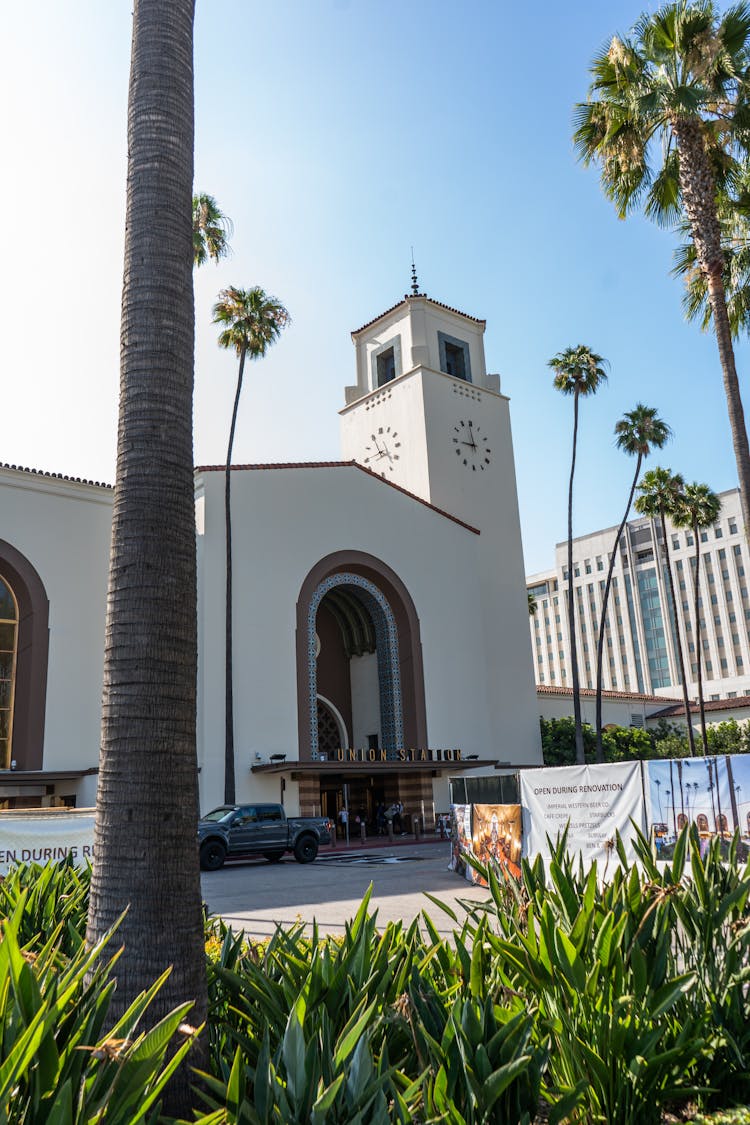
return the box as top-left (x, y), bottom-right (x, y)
top-left (0, 540), bottom-right (49, 771)
top-left (296, 551), bottom-right (427, 761)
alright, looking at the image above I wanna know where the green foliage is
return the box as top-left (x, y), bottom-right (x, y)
top-left (540, 716), bottom-right (750, 765)
top-left (1, 836), bottom-right (749, 1122)
top-left (0, 879), bottom-right (200, 1123)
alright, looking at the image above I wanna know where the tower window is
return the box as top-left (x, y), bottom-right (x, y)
top-left (376, 348), bottom-right (396, 387)
top-left (438, 331), bottom-right (472, 382)
top-left (370, 335), bottom-right (402, 390)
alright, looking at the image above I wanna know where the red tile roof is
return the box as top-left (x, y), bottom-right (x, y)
top-left (194, 460), bottom-right (480, 534)
top-left (650, 695), bottom-right (750, 718)
top-left (537, 684), bottom-right (682, 706)
top-left (0, 462), bottom-right (113, 489)
top-left (352, 295), bottom-right (486, 337)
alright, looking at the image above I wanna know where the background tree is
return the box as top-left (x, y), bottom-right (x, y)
top-left (528, 591), bottom-right (537, 616)
top-left (574, 1), bottom-right (750, 539)
top-left (595, 405), bottom-right (671, 760)
top-left (549, 345), bottom-right (608, 764)
top-left (635, 467), bottom-right (696, 754)
top-left (213, 287), bottom-right (290, 804)
top-left (192, 192), bottom-right (233, 267)
top-left (672, 481), bottom-right (722, 752)
top-left (86, 0), bottom-right (205, 1113)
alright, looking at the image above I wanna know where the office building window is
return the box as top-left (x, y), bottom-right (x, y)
top-left (715, 527), bottom-right (723, 538)
top-left (730, 521), bottom-right (738, 534)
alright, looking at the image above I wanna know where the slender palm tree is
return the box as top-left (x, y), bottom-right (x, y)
top-left (575, 1), bottom-right (750, 539)
top-left (528, 591), bottom-right (538, 616)
top-left (192, 192), bottom-right (233, 267)
top-left (595, 405), bottom-right (671, 760)
top-left (213, 287), bottom-right (290, 804)
top-left (635, 468), bottom-right (696, 754)
top-left (672, 482), bottom-right (722, 753)
top-left (86, 0), bottom-right (206, 1111)
top-left (549, 345), bottom-right (608, 764)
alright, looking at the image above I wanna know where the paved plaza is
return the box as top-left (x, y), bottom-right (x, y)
top-left (201, 840), bottom-right (490, 939)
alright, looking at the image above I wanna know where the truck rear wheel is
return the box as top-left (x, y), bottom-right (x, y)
top-left (293, 836), bottom-right (318, 864)
top-left (263, 850), bottom-right (285, 863)
top-left (200, 840), bottom-right (227, 871)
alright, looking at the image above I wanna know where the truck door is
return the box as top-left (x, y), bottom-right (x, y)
top-left (229, 806), bottom-right (260, 853)
top-left (257, 805), bottom-right (288, 850)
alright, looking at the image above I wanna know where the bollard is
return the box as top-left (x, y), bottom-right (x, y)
top-left (414, 816), bottom-right (421, 842)
top-left (387, 821), bottom-right (394, 843)
top-left (360, 821), bottom-right (366, 844)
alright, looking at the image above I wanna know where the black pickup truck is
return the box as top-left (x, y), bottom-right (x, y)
top-left (198, 803), bottom-right (332, 870)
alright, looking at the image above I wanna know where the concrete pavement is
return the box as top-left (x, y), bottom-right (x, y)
top-left (201, 840), bottom-right (490, 939)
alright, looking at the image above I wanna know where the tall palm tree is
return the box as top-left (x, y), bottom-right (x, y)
top-left (528, 591), bottom-right (538, 616)
top-left (595, 405), bottom-right (671, 760)
top-left (672, 482), bottom-right (722, 753)
top-left (635, 468), bottom-right (696, 754)
top-left (575, 1), bottom-right (750, 540)
top-left (549, 345), bottom-right (608, 764)
top-left (192, 192), bottom-right (233, 267)
top-left (213, 287), bottom-right (290, 804)
top-left (86, 0), bottom-right (206, 1111)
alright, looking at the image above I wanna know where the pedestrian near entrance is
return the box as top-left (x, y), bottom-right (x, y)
top-left (338, 806), bottom-right (348, 840)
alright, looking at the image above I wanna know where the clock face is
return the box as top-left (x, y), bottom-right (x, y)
top-left (363, 425), bottom-right (402, 474)
top-left (452, 419), bottom-right (491, 472)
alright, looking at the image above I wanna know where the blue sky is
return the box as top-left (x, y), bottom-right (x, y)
top-left (2, 0), bottom-right (747, 573)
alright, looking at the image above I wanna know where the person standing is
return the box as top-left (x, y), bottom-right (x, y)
top-left (338, 805), bottom-right (348, 841)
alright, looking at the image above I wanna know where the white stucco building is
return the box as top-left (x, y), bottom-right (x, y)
top-left (0, 289), bottom-right (541, 820)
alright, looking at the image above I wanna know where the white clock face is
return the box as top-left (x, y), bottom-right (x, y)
top-left (452, 419), bottom-right (491, 472)
top-left (363, 425), bottom-right (402, 474)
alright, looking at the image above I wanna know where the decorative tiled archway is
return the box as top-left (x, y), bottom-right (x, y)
top-left (0, 540), bottom-right (49, 771)
top-left (306, 572), bottom-right (403, 759)
top-left (296, 551), bottom-right (427, 761)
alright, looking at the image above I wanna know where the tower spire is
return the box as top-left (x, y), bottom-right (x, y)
top-left (410, 248), bottom-right (420, 296)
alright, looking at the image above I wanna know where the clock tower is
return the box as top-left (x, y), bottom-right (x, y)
top-left (340, 284), bottom-right (538, 758)
top-left (340, 286), bottom-right (519, 537)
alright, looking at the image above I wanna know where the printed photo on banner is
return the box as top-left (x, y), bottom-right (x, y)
top-left (520, 761), bottom-right (644, 869)
top-left (469, 804), bottom-right (522, 885)
top-left (645, 755), bottom-right (748, 859)
top-left (449, 804), bottom-right (471, 878)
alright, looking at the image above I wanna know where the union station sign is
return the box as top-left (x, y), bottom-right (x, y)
top-left (330, 747), bottom-right (463, 763)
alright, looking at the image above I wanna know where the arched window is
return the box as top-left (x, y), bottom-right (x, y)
top-left (676, 813), bottom-right (688, 830)
top-left (716, 813), bottom-right (729, 835)
top-left (697, 813), bottom-right (709, 834)
top-left (0, 577), bottom-right (17, 769)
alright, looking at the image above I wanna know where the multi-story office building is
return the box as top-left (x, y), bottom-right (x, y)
top-left (527, 488), bottom-right (750, 702)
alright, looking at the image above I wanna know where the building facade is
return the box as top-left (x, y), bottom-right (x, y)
top-left (0, 290), bottom-right (542, 816)
top-left (527, 489), bottom-right (750, 702)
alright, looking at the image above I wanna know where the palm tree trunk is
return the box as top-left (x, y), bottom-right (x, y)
top-left (86, 0), bottom-right (206, 1113)
top-left (224, 345), bottom-right (246, 806)
top-left (672, 117), bottom-right (750, 540)
top-left (658, 508), bottom-right (696, 756)
top-left (568, 392), bottom-right (584, 764)
top-left (692, 518), bottom-right (709, 756)
top-left (595, 454), bottom-right (642, 761)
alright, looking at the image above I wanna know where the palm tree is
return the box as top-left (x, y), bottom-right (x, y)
top-left (635, 468), bottom-right (696, 754)
top-left (549, 345), bottom-right (608, 763)
top-left (595, 405), bottom-right (671, 760)
top-left (528, 591), bottom-right (538, 616)
top-left (672, 482), bottom-right (722, 753)
top-left (213, 287), bottom-right (290, 804)
top-left (575, 1), bottom-right (750, 540)
top-left (86, 0), bottom-right (206, 1111)
top-left (672, 177), bottom-right (750, 339)
top-left (193, 192), bottom-right (233, 267)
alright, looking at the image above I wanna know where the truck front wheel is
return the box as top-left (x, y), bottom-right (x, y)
top-left (200, 840), bottom-right (227, 871)
top-left (293, 836), bottom-right (318, 864)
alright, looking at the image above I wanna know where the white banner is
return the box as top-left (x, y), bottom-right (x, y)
top-left (520, 761), bottom-right (645, 868)
top-left (0, 811), bottom-right (95, 874)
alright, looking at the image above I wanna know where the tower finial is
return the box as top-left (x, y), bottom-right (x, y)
top-left (410, 247), bottom-right (420, 296)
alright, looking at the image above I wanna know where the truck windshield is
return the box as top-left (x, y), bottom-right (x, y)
top-left (202, 807), bottom-right (236, 822)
